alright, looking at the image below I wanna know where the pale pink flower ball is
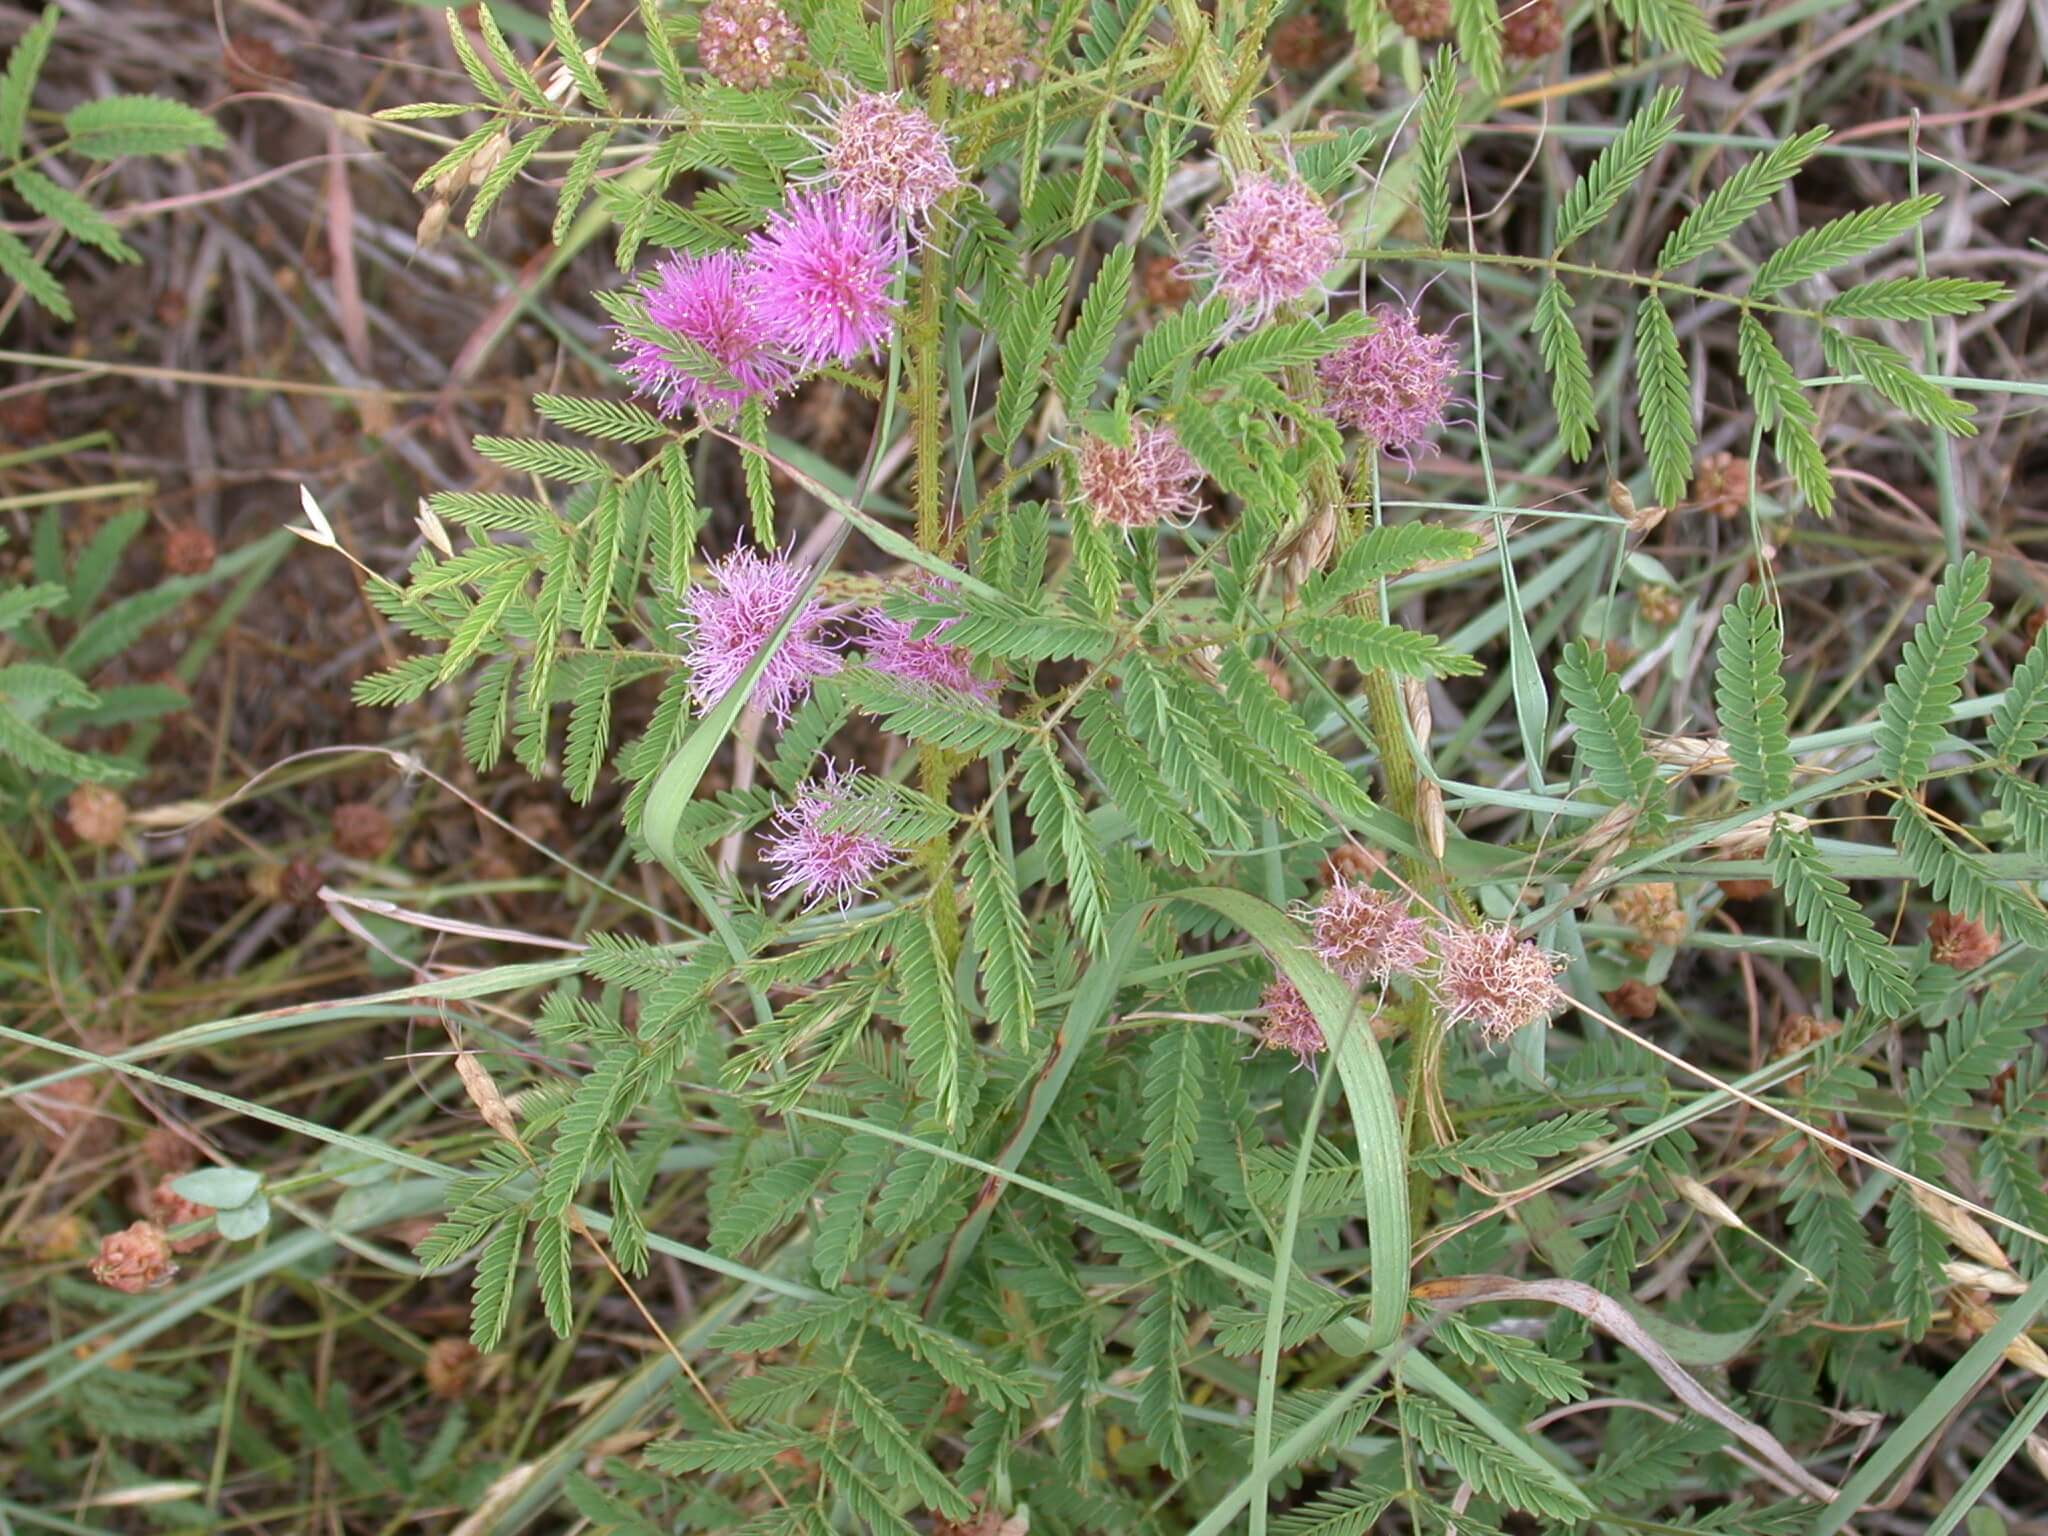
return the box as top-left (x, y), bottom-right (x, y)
top-left (1430, 921), bottom-right (1569, 1044)
top-left (1075, 423), bottom-right (1205, 530)
top-left (697, 0), bottom-right (805, 90)
top-left (615, 250), bottom-right (794, 417)
top-left (1256, 978), bottom-right (1326, 1069)
top-left (1317, 304), bottom-right (1458, 465)
top-left (745, 190), bottom-right (905, 368)
top-left (1309, 880), bottom-right (1429, 985)
top-left (819, 91), bottom-right (961, 222)
top-left (1191, 173), bottom-right (1343, 325)
top-left (859, 607), bottom-right (990, 696)
top-left (762, 763), bottom-right (905, 909)
top-left (679, 549), bottom-right (842, 724)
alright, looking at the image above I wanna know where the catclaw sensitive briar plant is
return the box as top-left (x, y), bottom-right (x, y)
top-left (312, 3), bottom-right (2036, 1532)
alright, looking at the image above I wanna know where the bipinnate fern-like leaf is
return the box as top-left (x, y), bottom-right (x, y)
top-left (1657, 125), bottom-right (1829, 270)
top-left (1139, 1022), bottom-right (1205, 1214)
top-left (1531, 281), bottom-right (1595, 461)
top-left (1557, 638), bottom-right (1666, 835)
top-left (965, 829), bottom-right (1034, 1049)
top-left (1890, 801), bottom-right (2048, 951)
top-left (1552, 88), bottom-right (1683, 254)
top-left (1875, 552), bottom-right (1991, 792)
top-left (1713, 582), bottom-right (1795, 805)
top-left (1990, 625), bottom-right (2048, 766)
top-left (1414, 55), bottom-right (1458, 250)
top-left (1632, 295), bottom-right (1696, 508)
top-left (1766, 822), bottom-right (1916, 1017)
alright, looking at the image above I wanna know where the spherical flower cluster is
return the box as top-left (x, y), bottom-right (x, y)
top-left (746, 191), bottom-right (907, 368)
top-left (1075, 423), bottom-right (1205, 531)
top-left (90, 1221), bottom-right (177, 1295)
top-left (1387, 0), bottom-right (1451, 39)
top-left (1928, 908), bottom-right (1998, 971)
top-left (615, 250), bottom-right (797, 417)
top-left (860, 607), bottom-right (990, 696)
top-left (1501, 0), bottom-right (1565, 59)
top-left (1191, 173), bottom-right (1343, 326)
top-left (1309, 880), bottom-right (1429, 985)
top-left (614, 197), bottom-right (904, 415)
top-left (819, 91), bottom-right (961, 222)
top-left (1317, 304), bottom-right (1458, 465)
top-left (679, 549), bottom-right (843, 724)
top-left (1256, 978), bottom-right (1326, 1069)
top-left (66, 783), bottom-right (127, 848)
top-left (935, 0), bottom-right (1028, 96)
top-left (762, 763), bottom-right (906, 909)
top-left (1430, 921), bottom-right (1569, 1045)
top-left (698, 0), bottom-right (805, 90)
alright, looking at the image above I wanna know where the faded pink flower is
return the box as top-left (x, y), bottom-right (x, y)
top-left (1188, 173), bottom-right (1343, 325)
top-left (697, 0), bottom-right (805, 90)
top-left (90, 1221), bottom-right (177, 1295)
top-left (762, 763), bottom-right (905, 909)
top-left (615, 250), bottom-right (794, 417)
top-left (1309, 880), bottom-right (1428, 985)
top-left (1317, 304), bottom-right (1458, 465)
top-left (1075, 423), bottom-right (1205, 530)
top-left (860, 606), bottom-right (990, 697)
top-left (1256, 978), bottom-right (1325, 1069)
top-left (680, 549), bottom-right (843, 724)
top-left (935, 0), bottom-right (1028, 96)
top-left (1430, 921), bottom-right (1569, 1044)
top-left (816, 90), bottom-right (961, 221)
top-left (745, 191), bottom-right (905, 367)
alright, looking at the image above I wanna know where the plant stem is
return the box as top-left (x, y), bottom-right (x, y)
top-left (909, 81), bottom-right (965, 960)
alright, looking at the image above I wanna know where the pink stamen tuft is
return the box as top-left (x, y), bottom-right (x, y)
top-left (678, 548), bottom-right (843, 724)
top-left (1074, 423), bottom-right (1205, 531)
top-left (1317, 304), bottom-right (1459, 465)
top-left (761, 762), bottom-right (905, 909)
top-left (744, 190), bottom-right (906, 368)
top-left (1430, 921), bottom-right (1569, 1044)
top-left (1187, 173), bottom-right (1343, 325)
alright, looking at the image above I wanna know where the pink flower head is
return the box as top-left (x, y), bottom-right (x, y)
top-left (697, 0), bottom-right (805, 90)
top-left (679, 549), bottom-right (842, 724)
top-left (860, 604), bottom-right (991, 697)
top-left (745, 190), bottom-right (905, 368)
top-left (1430, 921), bottom-right (1569, 1044)
top-left (1309, 880), bottom-right (1428, 985)
top-left (762, 763), bottom-right (905, 909)
top-left (1317, 304), bottom-right (1458, 465)
top-left (1075, 423), bottom-right (1205, 531)
top-left (1256, 978), bottom-right (1325, 1069)
top-left (817, 90), bottom-right (961, 222)
top-left (1189, 173), bottom-right (1343, 325)
top-left (615, 250), bottom-right (794, 417)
